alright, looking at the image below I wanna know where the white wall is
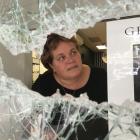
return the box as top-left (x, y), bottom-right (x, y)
top-left (0, 44), bottom-right (32, 88)
top-left (107, 18), bottom-right (140, 105)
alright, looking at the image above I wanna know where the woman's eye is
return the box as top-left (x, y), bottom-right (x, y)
top-left (71, 50), bottom-right (77, 56)
top-left (57, 56), bottom-right (65, 61)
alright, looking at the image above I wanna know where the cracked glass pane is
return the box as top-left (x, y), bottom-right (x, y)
top-left (1, 68), bottom-right (140, 139)
top-left (0, 0), bottom-right (140, 55)
top-left (0, 0), bottom-right (140, 140)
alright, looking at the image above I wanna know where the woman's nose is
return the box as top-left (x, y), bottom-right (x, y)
top-left (66, 55), bottom-right (74, 63)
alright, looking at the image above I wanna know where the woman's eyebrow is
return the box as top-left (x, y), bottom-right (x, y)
top-left (55, 53), bottom-right (64, 57)
top-left (55, 47), bottom-right (77, 57)
top-left (70, 47), bottom-right (77, 51)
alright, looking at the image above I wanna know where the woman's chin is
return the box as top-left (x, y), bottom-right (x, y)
top-left (67, 71), bottom-right (82, 79)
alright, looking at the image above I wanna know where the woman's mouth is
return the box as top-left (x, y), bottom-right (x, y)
top-left (67, 65), bottom-right (78, 71)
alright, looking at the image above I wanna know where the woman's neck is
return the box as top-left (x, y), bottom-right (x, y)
top-left (54, 64), bottom-right (90, 90)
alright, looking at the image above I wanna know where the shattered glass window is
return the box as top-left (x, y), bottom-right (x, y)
top-left (0, 0), bottom-right (140, 140)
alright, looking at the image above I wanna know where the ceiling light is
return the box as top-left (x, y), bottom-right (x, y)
top-left (96, 45), bottom-right (107, 50)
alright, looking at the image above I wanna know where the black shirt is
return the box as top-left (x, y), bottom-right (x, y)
top-left (32, 67), bottom-right (107, 103)
top-left (32, 67), bottom-right (108, 140)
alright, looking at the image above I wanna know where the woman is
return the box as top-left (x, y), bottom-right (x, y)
top-left (32, 33), bottom-right (107, 103)
top-left (32, 33), bottom-right (108, 140)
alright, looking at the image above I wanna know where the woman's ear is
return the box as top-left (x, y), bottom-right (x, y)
top-left (49, 63), bottom-right (53, 69)
top-left (49, 63), bottom-right (56, 73)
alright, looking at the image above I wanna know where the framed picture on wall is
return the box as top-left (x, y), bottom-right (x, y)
top-left (133, 44), bottom-right (140, 102)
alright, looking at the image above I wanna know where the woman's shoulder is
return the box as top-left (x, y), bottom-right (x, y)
top-left (32, 71), bottom-right (54, 87)
top-left (32, 71), bottom-right (57, 96)
top-left (38, 70), bottom-right (53, 80)
top-left (88, 67), bottom-right (107, 83)
top-left (90, 67), bottom-right (107, 75)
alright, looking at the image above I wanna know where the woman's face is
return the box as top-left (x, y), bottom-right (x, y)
top-left (50, 41), bottom-right (83, 80)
